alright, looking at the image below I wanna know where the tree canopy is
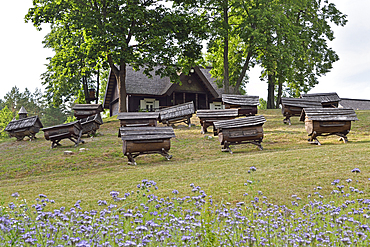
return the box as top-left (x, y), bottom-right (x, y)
top-left (26, 0), bottom-right (207, 112)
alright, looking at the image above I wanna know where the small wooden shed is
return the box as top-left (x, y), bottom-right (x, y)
top-left (300, 108), bottom-right (358, 145)
top-left (301, 92), bottom-right (341, 108)
top-left (222, 94), bottom-right (259, 116)
top-left (213, 115), bottom-right (266, 153)
top-left (72, 104), bottom-right (103, 119)
top-left (5, 116), bottom-right (43, 141)
top-left (280, 97), bottom-right (322, 125)
top-left (119, 126), bottom-right (176, 165)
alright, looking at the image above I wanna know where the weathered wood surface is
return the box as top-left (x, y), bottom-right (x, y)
top-left (280, 98), bottom-right (322, 125)
top-left (5, 116), bottom-right (43, 141)
top-left (222, 94), bottom-right (259, 116)
top-left (117, 112), bottom-right (159, 127)
top-left (80, 113), bottom-right (103, 136)
top-left (222, 94), bottom-right (259, 106)
top-left (301, 92), bottom-right (340, 108)
top-left (213, 116), bottom-right (266, 153)
top-left (158, 102), bottom-right (194, 126)
top-left (300, 108), bottom-right (358, 145)
top-left (196, 109), bottom-right (239, 134)
top-left (42, 121), bottom-right (84, 148)
top-left (72, 104), bottom-right (103, 119)
top-left (119, 126), bottom-right (175, 165)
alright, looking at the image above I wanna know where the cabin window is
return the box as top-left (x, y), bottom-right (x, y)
top-left (210, 102), bottom-right (224, 110)
top-left (140, 98), bottom-right (159, 112)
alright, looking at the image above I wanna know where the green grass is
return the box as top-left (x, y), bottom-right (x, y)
top-left (1, 109), bottom-right (369, 209)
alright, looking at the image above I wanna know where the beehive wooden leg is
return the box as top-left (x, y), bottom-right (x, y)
top-left (187, 116), bottom-right (191, 127)
top-left (221, 141), bottom-right (233, 154)
top-left (337, 133), bottom-right (348, 143)
top-left (201, 124), bottom-right (207, 134)
top-left (126, 153), bottom-right (137, 165)
top-left (51, 140), bottom-right (61, 149)
top-left (308, 132), bottom-right (321, 145)
top-left (161, 148), bottom-right (173, 160)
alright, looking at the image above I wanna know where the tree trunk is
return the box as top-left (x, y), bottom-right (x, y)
top-left (223, 0), bottom-right (229, 94)
top-left (107, 55), bottom-right (127, 113)
top-left (96, 69), bottom-right (100, 104)
top-left (116, 66), bottom-right (127, 112)
top-left (82, 76), bottom-right (90, 104)
top-left (275, 73), bottom-right (283, 109)
top-left (234, 50), bottom-right (253, 94)
top-left (267, 73), bottom-right (275, 109)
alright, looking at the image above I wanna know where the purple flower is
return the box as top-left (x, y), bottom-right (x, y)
top-left (352, 168), bottom-right (361, 173)
top-left (11, 192), bottom-right (19, 198)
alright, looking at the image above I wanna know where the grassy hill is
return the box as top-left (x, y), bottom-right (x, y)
top-left (1, 109), bottom-right (369, 209)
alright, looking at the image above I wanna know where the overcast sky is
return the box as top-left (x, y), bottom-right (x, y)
top-left (1, 0), bottom-right (369, 101)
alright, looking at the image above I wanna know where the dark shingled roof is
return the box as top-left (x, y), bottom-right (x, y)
top-left (301, 92), bottom-right (341, 103)
top-left (339, 98), bottom-right (370, 110)
top-left (280, 97), bottom-right (322, 108)
top-left (196, 109), bottom-right (239, 118)
top-left (18, 106), bottom-right (28, 114)
top-left (222, 94), bottom-right (259, 106)
top-left (72, 104), bottom-right (103, 111)
top-left (5, 116), bottom-right (43, 131)
top-left (159, 102), bottom-right (194, 121)
top-left (214, 115), bottom-right (266, 130)
top-left (119, 126), bottom-right (176, 141)
top-left (300, 108), bottom-right (359, 122)
top-left (117, 112), bottom-right (160, 120)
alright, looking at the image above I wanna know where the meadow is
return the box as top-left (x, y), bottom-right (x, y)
top-left (0, 109), bottom-right (369, 246)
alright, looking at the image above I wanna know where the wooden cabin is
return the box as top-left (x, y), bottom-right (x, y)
top-left (299, 108), bottom-right (358, 145)
top-left (222, 94), bottom-right (259, 116)
top-left (103, 66), bottom-right (224, 116)
top-left (301, 92), bottom-right (341, 108)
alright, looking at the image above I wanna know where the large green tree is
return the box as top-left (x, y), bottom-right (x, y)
top-left (41, 25), bottom-right (103, 106)
top-left (26, 0), bottom-right (206, 112)
top-left (200, 0), bottom-right (346, 107)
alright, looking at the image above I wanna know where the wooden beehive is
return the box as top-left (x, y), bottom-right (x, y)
top-left (196, 109), bottom-right (239, 134)
top-left (301, 92), bottom-right (341, 108)
top-left (280, 97), bottom-right (322, 125)
top-left (72, 104), bottom-right (103, 119)
top-left (213, 116), bottom-right (266, 153)
top-left (80, 113), bottom-right (103, 136)
top-left (119, 126), bottom-right (176, 165)
top-left (42, 121), bottom-right (84, 148)
top-left (300, 108), bottom-right (358, 145)
top-left (222, 94), bottom-right (259, 116)
top-left (5, 116), bottom-right (43, 141)
top-left (158, 102), bottom-right (194, 126)
top-left (117, 112), bottom-right (159, 127)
